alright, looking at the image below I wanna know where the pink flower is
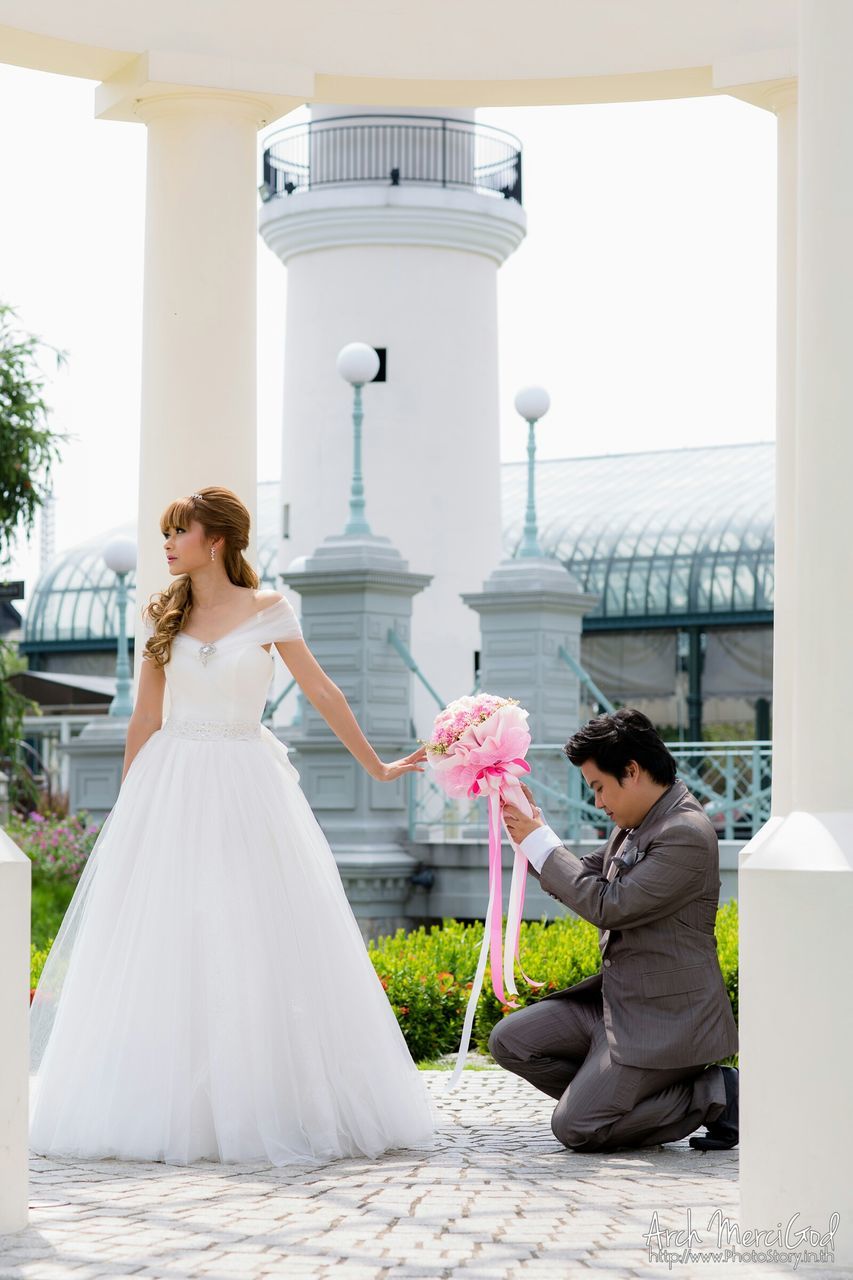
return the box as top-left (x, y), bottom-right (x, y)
top-left (425, 697), bottom-right (531, 807)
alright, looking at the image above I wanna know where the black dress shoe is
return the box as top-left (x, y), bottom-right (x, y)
top-left (689, 1066), bottom-right (739, 1151)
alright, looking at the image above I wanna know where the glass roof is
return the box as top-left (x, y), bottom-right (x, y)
top-left (24, 482), bottom-right (282, 647)
top-left (24, 444), bottom-right (774, 647)
top-left (501, 442), bottom-right (773, 620)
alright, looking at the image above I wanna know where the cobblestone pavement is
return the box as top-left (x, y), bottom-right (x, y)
top-left (0, 1069), bottom-right (841, 1280)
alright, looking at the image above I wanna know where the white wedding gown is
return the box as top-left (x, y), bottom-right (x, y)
top-left (29, 596), bottom-right (437, 1166)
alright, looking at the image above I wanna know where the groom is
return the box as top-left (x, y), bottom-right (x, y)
top-left (495, 708), bottom-right (739, 1154)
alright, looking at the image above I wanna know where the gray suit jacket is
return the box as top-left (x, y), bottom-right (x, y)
top-left (529, 779), bottom-right (738, 1070)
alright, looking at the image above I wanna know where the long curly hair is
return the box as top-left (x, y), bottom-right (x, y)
top-left (142, 487), bottom-right (259, 670)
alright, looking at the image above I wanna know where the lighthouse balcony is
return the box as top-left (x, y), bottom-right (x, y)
top-left (260, 113), bottom-right (523, 206)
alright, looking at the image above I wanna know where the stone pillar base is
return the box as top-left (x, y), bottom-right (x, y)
top-left (740, 812), bottom-right (853, 1265)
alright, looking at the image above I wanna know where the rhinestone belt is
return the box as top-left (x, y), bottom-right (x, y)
top-left (162, 717), bottom-right (262, 740)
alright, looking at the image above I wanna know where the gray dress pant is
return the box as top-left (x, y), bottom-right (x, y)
top-left (488, 994), bottom-right (728, 1152)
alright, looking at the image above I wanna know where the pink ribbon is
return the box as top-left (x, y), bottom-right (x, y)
top-left (466, 757), bottom-right (531, 1005)
top-left (446, 754), bottom-right (548, 1089)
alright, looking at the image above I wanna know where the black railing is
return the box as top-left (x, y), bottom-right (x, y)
top-left (261, 114), bottom-right (522, 205)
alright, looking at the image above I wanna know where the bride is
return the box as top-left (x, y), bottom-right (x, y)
top-left (29, 485), bottom-right (438, 1166)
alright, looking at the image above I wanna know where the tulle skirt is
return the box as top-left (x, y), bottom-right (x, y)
top-left (29, 721), bottom-right (437, 1166)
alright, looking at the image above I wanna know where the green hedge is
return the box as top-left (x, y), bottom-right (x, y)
top-left (714, 898), bottom-right (738, 1024)
top-left (31, 879), bottom-right (75, 953)
top-left (369, 900), bottom-right (739, 1065)
top-left (30, 941), bottom-right (52, 994)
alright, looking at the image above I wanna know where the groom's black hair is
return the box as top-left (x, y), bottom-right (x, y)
top-left (564, 708), bottom-right (677, 786)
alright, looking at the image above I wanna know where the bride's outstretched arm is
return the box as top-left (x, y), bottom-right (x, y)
top-left (275, 638), bottom-right (426, 783)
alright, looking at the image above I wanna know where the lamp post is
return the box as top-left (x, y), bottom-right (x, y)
top-left (336, 342), bottom-right (380, 536)
top-left (103, 538), bottom-right (137, 718)
top-left (514, 385), bottom-right (551, 558)
top-left (282, 341), bottom-right (431, 932)
top-left (463, 381), bottom-right (596, 745)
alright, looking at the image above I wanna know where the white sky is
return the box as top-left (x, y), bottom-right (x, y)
top-left (0, 64), bottom-right (777, 610)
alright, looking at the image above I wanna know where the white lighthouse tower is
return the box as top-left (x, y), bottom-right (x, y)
top-left (259, 104), bottom-right (526, 731)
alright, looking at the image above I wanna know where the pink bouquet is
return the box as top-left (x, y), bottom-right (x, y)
top-left (424, 693), bottom-right (545, 1085)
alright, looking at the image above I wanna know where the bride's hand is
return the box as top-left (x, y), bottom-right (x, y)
top-left (373, 745), bottom-right (428, 782)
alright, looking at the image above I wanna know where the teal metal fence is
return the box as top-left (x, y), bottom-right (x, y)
top-left (268, 625), bottom-right (771, 844)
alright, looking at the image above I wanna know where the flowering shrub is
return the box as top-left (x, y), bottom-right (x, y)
top-left (4, 809), bottom-right (99, 955)
top-left (368, 915), bottom-right (603, 1061)
top-left (714, 899), bottom-right (738, 1023)
top-left (367, 919), bottom-right (482, 1061)
top-left (5, 809), bottom-right (100, 881)
top-left (30, 941), bottom-right (52, 999)
top-left (368, 906), bottom-right (739, 1065)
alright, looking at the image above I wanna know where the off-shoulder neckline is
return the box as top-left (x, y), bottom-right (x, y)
top-left (177, 596), bottom-right (290, 648)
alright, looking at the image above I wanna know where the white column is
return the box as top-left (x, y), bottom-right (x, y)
top-left (790, 6), bottom-right (853, 802)
top-left (133, 93), bottom-right (270, 688)
top-left (0, 833), bottom-right (31, 1233)
top-left (739, 3), bottom-right (853, 1264)
top-left (768, 81), bottom-right (797, 816)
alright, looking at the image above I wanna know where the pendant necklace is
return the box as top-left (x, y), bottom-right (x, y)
top-left (198, 643), bottom-right (217, 666)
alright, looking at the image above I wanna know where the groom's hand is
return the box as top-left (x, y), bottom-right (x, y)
top-left (501, 782), bottom-right (544, 844)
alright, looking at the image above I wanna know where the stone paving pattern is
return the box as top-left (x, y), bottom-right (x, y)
top-left (0, 1069), bottom-right (842, 1279)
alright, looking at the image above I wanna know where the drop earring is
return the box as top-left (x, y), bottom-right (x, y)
top-left (211, 547), bottom-right (216, 561)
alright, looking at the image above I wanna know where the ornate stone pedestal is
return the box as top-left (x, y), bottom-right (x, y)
top-left (282, 531), bottom-right (432, 938)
